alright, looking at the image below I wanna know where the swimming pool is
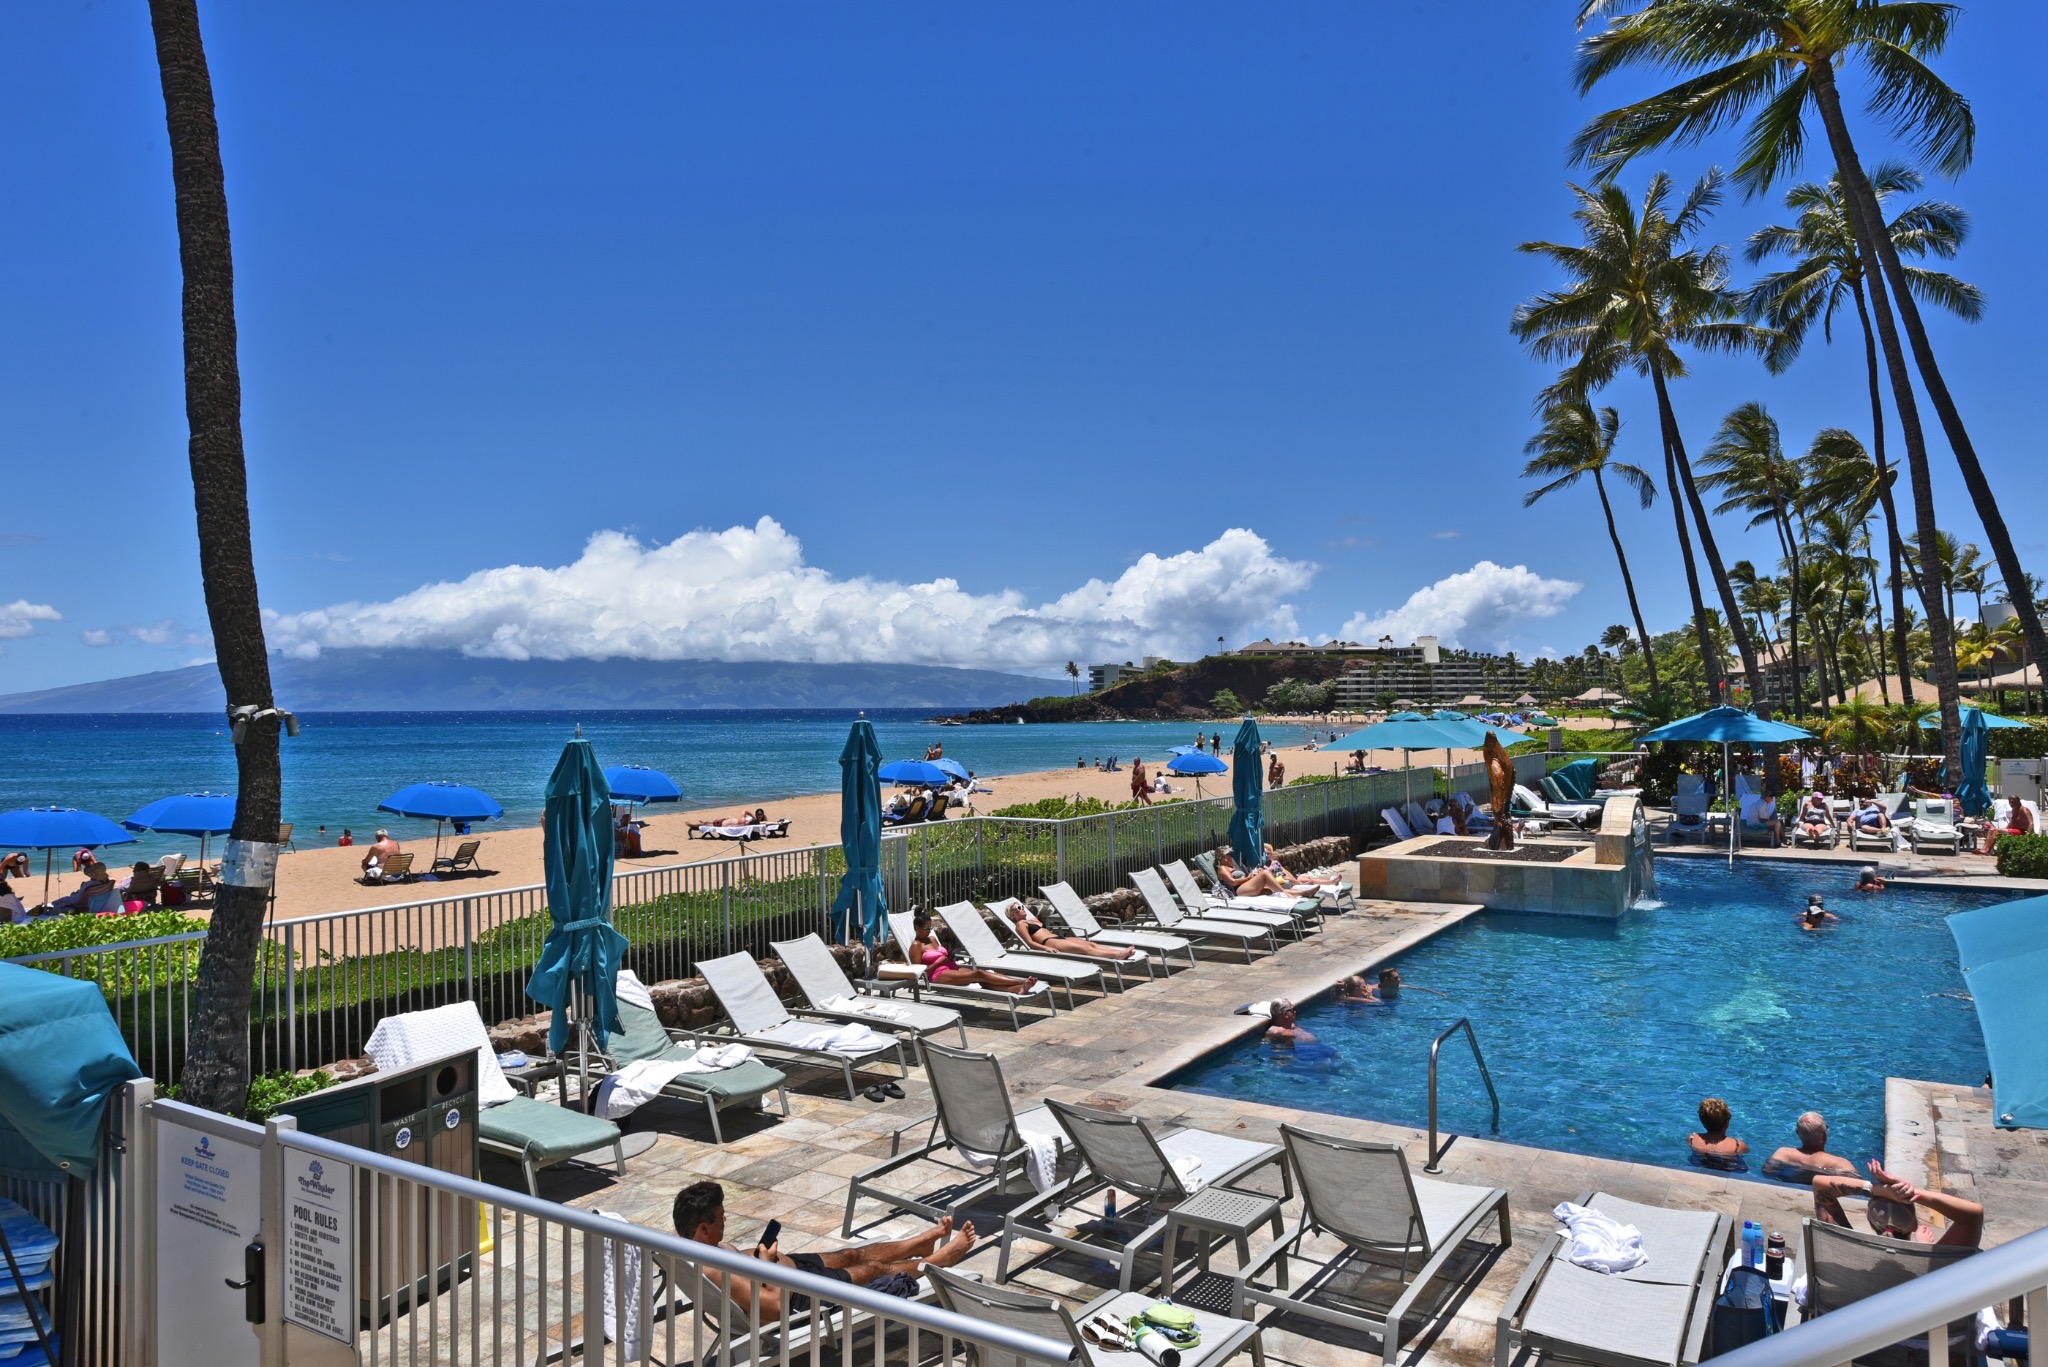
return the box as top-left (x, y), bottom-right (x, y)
top-left (1164, 859), bottom-right (2003, 1177)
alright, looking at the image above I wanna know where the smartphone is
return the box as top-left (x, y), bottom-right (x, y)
top-left (757, 1218), bottom-right (782, 1252)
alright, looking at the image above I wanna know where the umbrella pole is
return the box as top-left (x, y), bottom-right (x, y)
top-left (1727, 742), bottom-right (1736, 868)
top-left (42, 848), bottom-right (52, 910)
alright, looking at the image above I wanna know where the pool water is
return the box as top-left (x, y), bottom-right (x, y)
top-left (1164, 859), bottom-right (2003, 1177)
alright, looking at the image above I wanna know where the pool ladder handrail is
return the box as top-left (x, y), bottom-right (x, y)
top-left (1424, 1016), bottom-right (1501, 1173)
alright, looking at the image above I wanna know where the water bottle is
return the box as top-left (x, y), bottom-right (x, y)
top-left (1742, 1221), bottom-right (1761, 1268)
top-left (1105, 1189), bottom-right (1117, 1222)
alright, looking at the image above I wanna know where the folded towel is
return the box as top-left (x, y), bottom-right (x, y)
top-left (960, 1129), bottom-right (1064, 1193)
top-left (615, 967), bottom-right (657, 1015)
top-left (794, 1022), bottom-right (890, 1052)
top-left (676, 1043), bottom-right (755, 1073)
top-left (366, 1002), bottom-right (518, 1108)
top-left (1171, 1154), bottom-right (1205, 1193)
top-left (1551, 1201), bottom-right (1648, 1274)
top-left (824, 994), bottom-right (909, 1021)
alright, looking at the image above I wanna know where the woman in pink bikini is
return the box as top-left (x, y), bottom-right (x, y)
top-left (909, 914), bottom-right (1039, 995)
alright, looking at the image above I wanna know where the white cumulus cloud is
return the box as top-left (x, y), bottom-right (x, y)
top-left (80, 629), bottom-right (115, 647)
top-left (125, 619), bottom-right (177, 645)
top-left (0, 600), bottom-right (61, 640)
top-left (266, 518), bottom-right (1315, 671)
top-left (1338, 561), bottom-right (1581, 652)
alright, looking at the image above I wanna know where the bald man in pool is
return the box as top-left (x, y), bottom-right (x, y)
top-left (1762, 1112), bottom-right (1858, 1183)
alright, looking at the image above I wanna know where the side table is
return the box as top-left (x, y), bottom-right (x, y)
top-left (1160, 1186), bottom-right (1284, 1297)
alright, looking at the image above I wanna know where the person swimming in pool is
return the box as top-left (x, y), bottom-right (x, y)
top-left (1800, 895), bottom-right (1841, 932)
top-left (1686, 1096), bottom-right (1749, 1171)
top-left (1264, 999), bottom-right (1317, 1044)
top-left (1338, 968), bottom-right (1402, 1003)
top-left (1854, 866), bottom-right (1887, 892)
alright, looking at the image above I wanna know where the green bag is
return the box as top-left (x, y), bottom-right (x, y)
top-left (1131, 1304), bottom-right (1201, 1348)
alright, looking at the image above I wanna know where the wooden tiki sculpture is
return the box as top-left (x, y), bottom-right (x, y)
top-left (1484, 732), bottom-right (1515, 851)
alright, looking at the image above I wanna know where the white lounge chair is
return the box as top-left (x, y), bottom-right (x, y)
top-left (1515, 783), bottom-right (1597, 828)
top-left (1040, 882), bottom-right (1197, 970)
top-left (1907, 798), bottom-right (1962, 855)
top-left (985, 898), bottom-right (1144, 986)
top-left (1382, 806), bottom-right (1418, 841)
top-left (1127, 869), bottom-right (1276, 961)
top-left (770, 934), bottom-right (968, 1046)
top-left (1849, 793), bottom-right (1905, 852)
top-left (1159, 861), bottom-right (1308, 939)
top-left (932, 901), bottom-right (1105, 1008)
top-left (694, 952), bottom-right (909, 1099)
top-left (1667, 792), bottom-right (1711, 843)
top-left (882, 912), bottom-right (1054, 1029)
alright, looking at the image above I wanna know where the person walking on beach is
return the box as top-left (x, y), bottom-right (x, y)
top-left (1267, 753), bottom-right (1285, 788)
top-left (1131, 757), bottom-right (1151, 804)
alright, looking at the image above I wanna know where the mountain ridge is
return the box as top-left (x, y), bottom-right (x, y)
top-left (0, 650), bottom-right (1054, 714)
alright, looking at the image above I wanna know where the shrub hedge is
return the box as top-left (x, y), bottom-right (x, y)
top-left (1995, 834), bottom-right (2048, 879)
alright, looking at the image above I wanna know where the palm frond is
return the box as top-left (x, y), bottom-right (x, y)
top-left (1860, 38), bottom-right (1974, 178)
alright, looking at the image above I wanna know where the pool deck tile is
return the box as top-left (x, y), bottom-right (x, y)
top-left (504, 883), bottom-right (2041, 1367)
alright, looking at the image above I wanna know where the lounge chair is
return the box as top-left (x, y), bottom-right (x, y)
top-left (930, 1264), bottom-right (1268, 1367)
top-left (986, 898), bottom-right (1144, 986)
top-left (770, 934), bottom-right (968, 1045)
top-left (1194, 849), bottom-right (1350, 914)
top-left (276, 822), bottom-right (296, 852)
top-left (760, 817), bottom-right (790, 838)
top-left (1496, 1189), bottom-right (1730, 1367)
top-left (1907, 799), bottom-right (1963, 855)
top-left (358, 851), bottom-right (414, 885)
top-left (1160, 861), bottom-right (1312, 939)
top-left (1850, 797), bottom-right (1903, 853)
top-left (881, 912), bottom-right (1054, 1030)
top-left (882, 796), bottom-right (927, 826)
top-left (694, 952), bottom-right (909, 1100)
top-left (1668, 792), bottom-right (1711, 844)
top-left (121, 865), bottom-right (164, 908)
top-left (365, 1001), bottom-right (626, 1196)
top-left (1515, 783), bottom-right (1595, 828)
top-left (430, 838), bottom-right (484, 875)
top-left (1127, 869), bottom-right (1276, 962)
top-left (1239, 1126), bottom-right (1508, 1367)
top-left (1797, 1217), bottom-right (1978, 1367)
top-left (841, 1039), bottom-right (1071, 1236)
top-left (155, 851), bottom-right (186, 880)
top-left (1040, 882), bottom-right (1197, 970)
top-left (586, 984), bottom-right (792, 1143)
top-left (997, 1098), bottom-right (1289, 1292)
top-left (932, 902), bottom-right (1105, 1008)
top-left (1794, 805), bottom-right (1840, 849)
top-left (1382, 806), bottom-right (1418, 841)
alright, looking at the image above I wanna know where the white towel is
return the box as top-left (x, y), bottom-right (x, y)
top-left (593, 1045), bottom-right (756, 1120)
top-left (823, 994), bottom-right (909, 1021)
top-left (676, 1043), bottom-right (755, 1073)
top-left (794, 1022), bottom-right (890, 1052)
top-left (1222, 894), bottom-right (1300, 912)
top-left (366, 1002), bottom-right (518, 1108)
top-left (615, 968), bottom-right (657, 1015)
top-left (1551, 1201), bottom-right (1648, 1274)
top-left (1171, 1154), bottom-right (1206, 1193)
top-left (594, 1209), bottom-right (646, 1359)
top-left (960, 1129), bottom-right (1064, 1194)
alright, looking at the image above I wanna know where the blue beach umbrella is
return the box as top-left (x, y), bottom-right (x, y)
top-left (378, 781), bottom-right (505, 861)
top-left (1228, 717), bottom-right (1265, 870)
top-left (831, 719), bottom-right (889, 948)
top-left (1639, 707), bottom-right (1815, 865)
top-left (1956, 706), bottom-right (1993, 818)
top-left (0, 807), bottom-right (135, 908)
top-left (1318, 717), bottom-right (1476, 810)
top-left (932, 758), bottom-right (970, 783)
top-left (1166, 749), bottom-right (1228, 802)
top-left (877, 759), bottom-right (951, 787)
top-left (1949, 896), bottom-right (2048, 1129)
top-left (526, 738), bottom-right (627, 1057)
top-left (122, 791), bottom-right (237, 869)
top-left (1918, 705), bottom-right (2029, 731)
top-left (603, 764), bottom-right (683, 806)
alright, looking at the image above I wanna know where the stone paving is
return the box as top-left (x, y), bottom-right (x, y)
top-left (474, 887), bottom-right (1977, 1367)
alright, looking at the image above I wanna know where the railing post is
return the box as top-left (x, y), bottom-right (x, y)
top-left (283, 924), bottom-right (298, 1075)
top-left (463, 896), bottom-right (476, 1006)
top-left (1055, 822), bottom-right (1066, 886)
top-left (1105, 813), bottom-right (1116, 890)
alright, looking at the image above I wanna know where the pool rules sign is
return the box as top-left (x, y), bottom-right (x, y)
top-left (283, 1149), bottom-right (355, 1342)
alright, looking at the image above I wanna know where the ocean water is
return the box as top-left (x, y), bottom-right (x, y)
top-left (1165, 858), bottom-right (2001, 1178)
top-left (0, 710), bottom-right (1308, 860)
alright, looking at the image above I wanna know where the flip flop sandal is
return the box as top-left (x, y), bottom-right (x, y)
top-left (862, 1085), bottom-right (887, 1102)
top-left (882, 1082), bottom-right (906, 1099)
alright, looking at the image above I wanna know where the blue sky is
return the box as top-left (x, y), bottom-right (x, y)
top-left (3, 2), bottom-right (2043, 692)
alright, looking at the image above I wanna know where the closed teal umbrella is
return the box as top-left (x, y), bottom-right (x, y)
top-left (526, 737), bottom-right (627, 1054)
top-left (1228, 716), bottom-right (1265, 869)
top-left (1956, 706), bottom-right (1993, 818)
top-left (832, 718), bottom-right (889, 947)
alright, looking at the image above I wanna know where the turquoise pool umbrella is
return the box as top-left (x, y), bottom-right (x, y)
top-left (1228, 716), bottom-right (1265, 869)
top-left (1319, 716), bottom-right (1475, 811)
top-left (0, 962), bottom-right (140, 1180)
top-left (1639, 707), bottom-right (1815, 866)
top-left (831, 718), bottom-right (888, 948)
top-left (526, 737), bottom-right (627, 1055)
top-left (1956, 706), bottom-right (1993, 818)
top-left (1949, 896), bottom-right (2048, 1129)
top-left (1918, 705), bottom-right (2029, 731)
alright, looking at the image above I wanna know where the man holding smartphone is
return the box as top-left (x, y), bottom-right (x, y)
top-left (670, 1180), bottom-right (977, 1317)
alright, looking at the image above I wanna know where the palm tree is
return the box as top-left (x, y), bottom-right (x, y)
top-left (148, 0), bottom-right (284, 1116)
top-left (1744, 165), bottom-right (1981, 707)
top-left (1568, 0), bottom-right (1993, 774)
top-left (1511, 171), bottom-right (1773, 709)
top-left (1804, 427), bottom-right (1909, 699)
top-left (1727, 560), bottom-right (1785, 700)
top-left (1520, 400), bottom-right (1662, 697)
top-left (1065, 660), bottom-right (1081, 695)
top-left (1700, 402), bottom-right (1806, 713)
top-left (1822, 695), bottom-right (1893, 754)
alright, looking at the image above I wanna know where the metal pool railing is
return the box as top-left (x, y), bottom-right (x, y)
top-left (10, 771), bottom-right (1414, 1081)
top-left (1423, 1016), bottom-right (1499, 1174)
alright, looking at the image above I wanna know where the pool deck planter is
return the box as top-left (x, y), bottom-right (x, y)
top-left (1356, 833), bottom-right (1648, 918)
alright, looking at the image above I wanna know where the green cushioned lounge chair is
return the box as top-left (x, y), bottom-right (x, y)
top-left (478, 1095), bottom-right (625, 1196)
top-left (598, 992), bottom-right (792, 1143)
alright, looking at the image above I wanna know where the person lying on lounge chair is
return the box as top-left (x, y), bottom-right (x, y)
top-left (1263, 844), bottom-right (1344, 887)
top-left (908, 914), bottom-right (1040, 995)
top-left (1797, 792), bottom-right (1834, 843)
top-left (1215, 851), bottom-right (1289, 898)
top-left (1852, 797), bottom-right (1892, 835)
top-left (1001, 901), bottom-right (1142, 962)
top-left (672, 1180), bottom-right (975, 1317)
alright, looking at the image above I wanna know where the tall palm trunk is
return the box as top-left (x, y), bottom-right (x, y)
top-left (1660, 425), bottom-right (1719, 701)
top-left (1806, 65), bottom-right (1962, 775)
top-left (1852, 284), bottom-right (1917, 704)
top-left (1650, 361), bottom-right (1767, 710)
top-left (1591, 468), bottom-right (1660, 695)
top-left (150, 0), bottom-right (280, 1117)
top-left (1772, 508), bottom-right (1805, 715)
top-left (1866, 554), bottom-right (1891, 702)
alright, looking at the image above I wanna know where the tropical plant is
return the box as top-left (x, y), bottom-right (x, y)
top-left (1821, 695), bottom-right (1892, 754)
top-left (1209, 689), bottom-right (1244, 716)
top-left (1512, 170), bottom-right (1773, 709)
top-left (1700, 402), bottom-right (1807, 711)
top-left (1568, 0), bottom-right (2006, 772)
top-left (1521, 400), bottom-right (1662, 696)
top-left (148, 0), bottom-right (286, 1115)
top-left (1065, 660), bottom-right (1081, 695)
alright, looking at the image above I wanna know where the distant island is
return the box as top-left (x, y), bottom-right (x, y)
top-left (0, 650), bottom-right (1054, 714)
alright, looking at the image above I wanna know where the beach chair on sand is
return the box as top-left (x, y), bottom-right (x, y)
top-left (770, 934), bottom-right (967, 1046)
top-left (986, 898), bottom-right (1144, 986)
top-left (1908, 799), bottom-right (1963, 855)
top-left (1040, 882), bottom-right (1197, 970)
top-left (694, 952), bottom-right (909, 1100)
top-left (1239, 1126), bottom-right (1508, 1367)
top-left (841, 1040), bottom-right (1072, 1236)
top-left (276, 822), bottom-right (296, 852)
top-left (367, 1002), bottom-right (627, 1196)
top-left (1127, 869), bottom-right (1275, 962)
top-left (883, 913), bottom-right (1053, 1029)
top-left (1496, 1189), bottom-right (1730, 1367)
top-left (431, 839), bottom-right (484, 875)
top-left (996, 1098), bottom-right (1289, 1292)
top-left (1797, 1218), bottom-right (1978, 1366)
top-left (580, 978), bottom-right (792, 1144)
top-left (933, 902), bottom-right (1104, 1008)
top-left (930, 1264), bottom-right (1269, 1367)
top-left (121, 865), bottom-right (164, 908)
top-left (882, 796), bottom-right (927, 826)
top-left (1161, 861), bottom-right (1312, 939)
top-left (359, 851), bottom-right (414, 885)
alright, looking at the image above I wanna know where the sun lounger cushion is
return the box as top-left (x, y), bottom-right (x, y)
top-left (478, 1095), bottom-right (622, 1165)
top-left (1521, 1260), bottom-right (1696, 1364)
top-left (608, 1001), bottom-right (788, 1101)
top-left (1569, 1192), bottom-right (1718, 1284)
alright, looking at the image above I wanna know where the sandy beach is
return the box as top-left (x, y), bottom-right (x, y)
top-left (158, 714), bottom-right (1628, 922)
